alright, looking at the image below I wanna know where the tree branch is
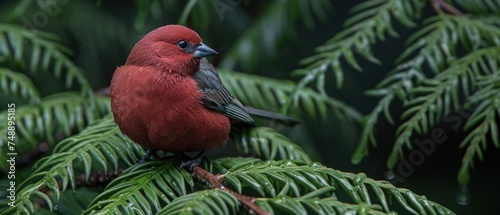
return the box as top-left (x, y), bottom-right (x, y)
top-left (430, 0), bottom-right (465, 16)
top-left (191, 166), bottom-right (270, 215)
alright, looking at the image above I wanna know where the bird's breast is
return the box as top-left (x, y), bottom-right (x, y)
top-left (111, 65), bottom-right (230, 152)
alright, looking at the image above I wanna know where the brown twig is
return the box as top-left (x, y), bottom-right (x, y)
top-left (191, 166), bottom-right (270, 215)
top-left (430, 0), bottom-right (465, 16)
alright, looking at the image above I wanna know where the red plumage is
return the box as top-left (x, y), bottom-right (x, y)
top-left (111, 25), bottom-right (300, 154)
top-left (111, 25), bottom-right (230, 152)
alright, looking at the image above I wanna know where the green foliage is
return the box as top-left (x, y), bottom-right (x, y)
top-left (3, 115), bottom-right (455, 214)
top-left (0, 93), bottom-right (110, 153)
top-left (387, 47), bottom-right (500, 169)
top-left (84, 159), bottom-right (193, 214)
top-left (219, 0), bottom-right (333, 71)
top-left (3, 115), bottom-right (143, 215)
top-left (336, 1), bottom-right (500, 187)
top-left (231, 126), bottom-right (311, 162)
top-left (290, 0), bottom-right (425, 95)
top-left (0, 0), bottom-right (474, 214)
top-left (0, 24), bottom-right (93, 96)
top-left (133, 0), bottom-right (155, 29)
top-left (256, 197), bottom-right (388, 215)
top-left (458, 74), bottom-right (500, 184)
top-left (219, 159), bottom-right (453, 214)
top-left (0, 68), bottom-right (40, 103)
top-left (158, 189), bottom-right (238, 215)
top-left (219, 69), bottom-right (362, 122)
top-left (453, 0), bottom-right (500, 13)
top-left (6, 116), bottom-right (452, 214)
top-left (0, 25), bottom-right (111, 164)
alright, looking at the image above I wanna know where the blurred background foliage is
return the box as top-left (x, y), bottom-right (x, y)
top-left (0, 0), bottom-right (499, 214)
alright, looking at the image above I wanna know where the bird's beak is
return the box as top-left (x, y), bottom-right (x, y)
top-left (193, 43), bottom-right (218, 58)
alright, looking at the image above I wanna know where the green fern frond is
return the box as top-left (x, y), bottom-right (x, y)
top-left (230, 126), bottom-right (311, 162)
top-left (353, 14), bottom-right (499, 125)
top-left (454, 0), bottom-right (500, 14)
top-left (220, 0), bottom-right (333, 71)
top-left (158, 189), bottom-right (238, 215)
top-left (354, 14), bottom-right (500, 166)
top-left (0, 68), bottom-right (40, 103)
top-left (386, 47), bottom-right (500, 169)
top-left (218, 68), bottom-right (362, 122)
top-left (0, 93), bottom-right (110, 153)
top-left (3, 114), bottom-right (142, 215)
top-left (351, 94), bottom-right (395, 164)
top-left (84, 159), bottom-right (193, 214)
top-left (256, 196), bottom-right (389, 215)
top-left (457, 76), bottom-right (500, 185)
top-left (352, 67), bottom-right (425, 164)
top-left (77, 157), bottom-right (456, 215)
top-left (398, 15), bottom-right (500, 72)
top-left (284, 0), bottom-right (425, 133)
top-left (375, 15), bottom-right (500, 95)
top-left (292, 0), bottom-right (424, 95)
top-left (218, 159), bottom-right (454, 214)
top-left (0, 24), bottom-right (92, 96)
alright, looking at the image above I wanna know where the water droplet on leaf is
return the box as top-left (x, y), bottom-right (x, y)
top-left (386, 170), bottom-right (395, 180)
top-left (456, 185), bottom-right (470, 205)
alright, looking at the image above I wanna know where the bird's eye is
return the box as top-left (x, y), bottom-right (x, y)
top-left (178, 40), bottom-right (188, 49)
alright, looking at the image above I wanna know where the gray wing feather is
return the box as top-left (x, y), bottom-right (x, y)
top-left (193, 58), bottom-right (254, 124)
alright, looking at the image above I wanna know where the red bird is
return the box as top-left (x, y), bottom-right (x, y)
top-left (110, 25), bottom-right (298, 163)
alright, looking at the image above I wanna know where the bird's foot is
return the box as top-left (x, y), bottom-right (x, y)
top-left (179, 150), bottom-right (205, 172)
top-left (140, 149), bottom-right (156, 163)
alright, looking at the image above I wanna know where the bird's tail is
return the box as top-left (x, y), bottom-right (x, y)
top-left (243, 106), bottom-right (301, 126)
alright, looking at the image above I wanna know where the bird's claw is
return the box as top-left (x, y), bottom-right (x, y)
top-left (179, 150), bottom-right (205, 172)
top-left (179, 158), bottom-right (202, 172)
top-left (140, 149), bottom-right (156, 163)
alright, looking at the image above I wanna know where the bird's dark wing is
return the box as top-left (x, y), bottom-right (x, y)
top-left (242, 106), bottom-right (301, 126)
top-left (193, 58), bottom-right (254, 124)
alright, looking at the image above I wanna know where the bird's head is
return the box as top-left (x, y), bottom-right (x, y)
top-left (125, 25), bottom-right (217, 75)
